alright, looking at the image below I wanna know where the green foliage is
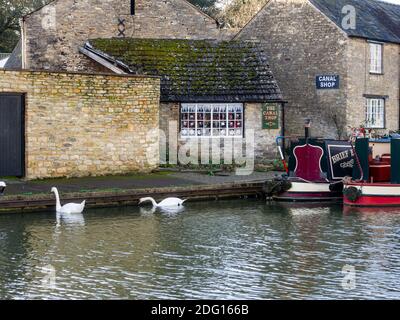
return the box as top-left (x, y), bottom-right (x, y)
top-left (188, 0), bottom-right (218, 13)
top-left (216, 0), bottom-right (269, 28)
top-left (272, 159), bottom-right (285, 172)
top-left (0, 0), bottom-right (51, 53)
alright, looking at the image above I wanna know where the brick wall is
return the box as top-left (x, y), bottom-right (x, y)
top-left (0, 69), bottom-right (160, 179)
top-left (23, 0), bottom-right (232, 72)
top-left (236, 0), bottom-right (349, 139)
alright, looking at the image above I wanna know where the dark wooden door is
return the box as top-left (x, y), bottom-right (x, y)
top-left (0, 94), bottom-right (25, 177)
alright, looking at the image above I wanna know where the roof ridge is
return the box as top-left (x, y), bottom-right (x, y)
top-left (376, 0), bottom-right (400, 8)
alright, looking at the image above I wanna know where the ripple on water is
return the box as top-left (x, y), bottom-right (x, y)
top-left (1, 201), bottom-right (400, 299)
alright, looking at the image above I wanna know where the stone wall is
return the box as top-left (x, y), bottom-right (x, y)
top-left (23, 0), bottom-right (232, 72)
top-left (245, 103), bottom-right (281, 162)
top-left (346, 38), bottom-right (400, 134)
top-left (159, 102), bottom-right (280, 165)
top-left (236, 0), bottom-right (349, 139)
top-left (0, 69), bottom-right (160, 179)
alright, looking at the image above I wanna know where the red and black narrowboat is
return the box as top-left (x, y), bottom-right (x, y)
top-left (265, 136), bottom-right (355, 202)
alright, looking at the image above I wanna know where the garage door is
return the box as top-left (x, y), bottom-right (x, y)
top-left (0, 94), bottom-right (25, 177)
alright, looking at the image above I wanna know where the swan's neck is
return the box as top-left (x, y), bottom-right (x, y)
top-left (143, 197), bottom-right (158, 207)
top-left (52, 189), bottom-right (62, 212)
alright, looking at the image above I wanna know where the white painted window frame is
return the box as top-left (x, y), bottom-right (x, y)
top-left (369, 42), bottom-right (383, 74)
top-left (180, 103), bottom-right (244, 138)
top-left (365, 98), bottom-right (385, 129)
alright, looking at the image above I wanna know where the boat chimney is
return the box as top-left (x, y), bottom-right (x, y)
top-left (305, 119), bottom-right (312, 140)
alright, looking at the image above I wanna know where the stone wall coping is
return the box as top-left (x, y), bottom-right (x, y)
top-left (0, 68), bottom-right (161, 80)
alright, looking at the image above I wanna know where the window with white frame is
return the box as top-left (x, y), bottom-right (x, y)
top-left (180, 103), bottom-right (244, 137)
top-left (370, 42), bottom-right (383, 74)
top-left (365, 98), bottom-right (385, 128)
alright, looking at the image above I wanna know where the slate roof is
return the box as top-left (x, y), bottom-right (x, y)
top-left (84, 38), bottom-right (283, 103)
top-left (310, 0), bottom-right (400, 44)
top-left (4, 39), bottom-right (22, 69)
top-left (0, 58), bottom-right (8, 68)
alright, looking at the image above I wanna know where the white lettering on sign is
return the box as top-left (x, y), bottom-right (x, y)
top-left (317, 75), bottom-right (339, 89)
top-left (318, 76), bottom-right (337, 82)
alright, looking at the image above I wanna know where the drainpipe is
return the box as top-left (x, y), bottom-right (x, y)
top-left (280, 101), bottom-right (286, 156)
top-left (20, 17), bottom-right (27, 69)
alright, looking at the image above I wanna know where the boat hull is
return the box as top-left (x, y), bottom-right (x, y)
top-left (344, 182), bottom-right (400, 207)
top-left (273, 181), bottom-right (342, 202)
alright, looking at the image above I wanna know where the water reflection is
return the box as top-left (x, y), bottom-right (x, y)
top-left (139, 206), bottom-right (186, 216)
top-left (0, 200), bottom-right (400, 299)
top-left (56, 212), bottom-right (85, 227)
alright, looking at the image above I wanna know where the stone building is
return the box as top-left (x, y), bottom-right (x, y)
top-left (236, 0), bottom-right (400, 139)
top-left (6, 0), bottom-right (231, 70)
top-left (81, 38), bottom-right (283, 164)
top-left (2, 0), bottom-right (284, 178)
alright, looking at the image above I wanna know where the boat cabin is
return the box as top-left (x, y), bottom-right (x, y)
top-left (288, 139), bottom-right (354, 183)
top-left (353, 137), bottom-right (400, 184)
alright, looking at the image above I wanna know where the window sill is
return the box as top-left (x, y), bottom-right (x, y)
top-left (369, 72), bottom-right (384, 75)
top-left (364, 127), bottom-right (386, 130)
top-left (179, 136), bottom-right (244, 140)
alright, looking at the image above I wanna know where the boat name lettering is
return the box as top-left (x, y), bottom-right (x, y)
top-left (331, 149), bottom-right (354, 165)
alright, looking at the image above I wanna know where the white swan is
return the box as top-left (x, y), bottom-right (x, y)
top-left (51, 187), bottom-right (86, 214)
top-left (0, 181), bottom-right (6, 195)
top-left (139, 197), bottom-right (186, 208)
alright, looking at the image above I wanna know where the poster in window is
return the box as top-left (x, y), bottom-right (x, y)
top-left (262, 103), bottom-right (279, 130)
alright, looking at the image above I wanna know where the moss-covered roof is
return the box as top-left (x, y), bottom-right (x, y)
top-left (86, 38), bottom-right (283, 103)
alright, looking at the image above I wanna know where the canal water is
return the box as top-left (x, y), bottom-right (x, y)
top-left (0, 200), bottom-right (399, 300)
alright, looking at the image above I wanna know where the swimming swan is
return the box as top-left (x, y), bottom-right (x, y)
top-left (51, 187), bottom-right (86, 214)
top-left (139, 197), bottom-right (186, 208)
top-left (0, 181), bottom-right (6, 195)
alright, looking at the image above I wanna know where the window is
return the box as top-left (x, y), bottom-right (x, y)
top-left (180, 103), bottom-right (244, 138)
top-left (131, 0), bottom-right (135, 15)
top-left (365, 98), bottom-right (385, 128)
top-left (370, 42), bottom-right (383, 74)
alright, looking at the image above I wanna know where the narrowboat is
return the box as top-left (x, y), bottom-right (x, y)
top-left (343, 137), bottom-right (400, 207)
top-left (265, 136), bottom-right (355, 202)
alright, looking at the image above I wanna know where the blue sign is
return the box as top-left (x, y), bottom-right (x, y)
top-left (316, 75), bottom-right (340, 89)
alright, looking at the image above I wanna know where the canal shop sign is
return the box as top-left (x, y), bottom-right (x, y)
top-left (316, 75), bottom-right (340, 89)
top-left (262, 103), bottom-right (279, 129)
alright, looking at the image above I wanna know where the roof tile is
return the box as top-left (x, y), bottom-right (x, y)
top-left (87, 38), bottom-right (283, 103)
